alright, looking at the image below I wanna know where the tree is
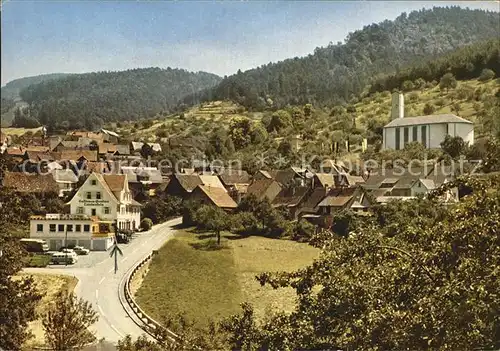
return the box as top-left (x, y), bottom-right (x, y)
top-left (451, 102), bottom-right (461, 114)
top-left (43, 291), bottom-right (98, 350)
top-left (0, 189), bottom-right (42, 350)
top-left (229, 117), bottom-right (252, 150)
top-left (141, 143), bottom-right (155, 159)
top-left (478, 68), bottom-right (495, 81)
top-left (423, 102), bottom-right (435, 115)
top-left (401, 80), bottom-right (414, 91)
top-left (194, 205), bottom-right (230, 245)
top-left (331, 209), bottom-right (357, 237)
top-left (231, 212), bottom-right (259, 235)
top-left (247, 176), bottom-right (500, 350)
top-left (250, 124), bottom-right (268, 145)
top-left (439, 73), bottom-right (457, 92)
top-left (441, 135), bottom-right (466, 159)
top-left (267, 110), bottom-right (292, 133)
top-left (140, 218), bottom-right (153, 231)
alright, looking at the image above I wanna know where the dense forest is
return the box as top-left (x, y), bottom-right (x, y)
top-left (182, 7), bottom-right (499, 110)
top-left (1, 73), bottom-right (72, 100)
top-left (17, 68), bottom-right (221, 130)
top-left (370, 39), bottom-right (500, 93)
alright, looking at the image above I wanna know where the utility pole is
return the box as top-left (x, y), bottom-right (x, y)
top-left (109, 220), bottom-right (123, 274)
top-left (65, 225), bottom-right (68, 266)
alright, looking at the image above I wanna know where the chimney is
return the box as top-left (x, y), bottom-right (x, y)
top-left (391, 92), bottom-right (404, 120)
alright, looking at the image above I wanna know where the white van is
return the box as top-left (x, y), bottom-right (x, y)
top-left (51, 252), bottom-right (77, 265)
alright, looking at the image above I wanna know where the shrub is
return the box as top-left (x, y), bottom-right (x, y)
top-left (435, 98), bottom-right (446, 107)
top-left (292, 220), bottom-right (316, 242)
top-left (231, 212), bottom-right (259, 235)
top-left (140, 218), bottom-right (153, 231)
top-left (408, 92), bottom-right (419, 103)
top-left (478, 68), bottom-right (495, 82)
top-left (423, 103), bottom-right (435, 115)
top-left (26, 254), bottom-right (51, 267)
top-left (142, 120), bottom-right (154, 129)
top-left (401, 80), bottom-right (414, 92)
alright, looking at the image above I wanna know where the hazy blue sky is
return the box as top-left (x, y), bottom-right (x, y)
top-left (1, 1), bottom-right (499, 85)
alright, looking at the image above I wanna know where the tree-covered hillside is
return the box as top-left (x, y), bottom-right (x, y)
top-left (183, 7), bottom-right (499, 110)
top-left (1, 73), bottom-right (72, 100)
top-left (18, 68), bottom-right (221, 130)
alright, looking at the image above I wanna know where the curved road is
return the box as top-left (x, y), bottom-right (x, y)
top-left (25, 217), bottom-right (182, 344)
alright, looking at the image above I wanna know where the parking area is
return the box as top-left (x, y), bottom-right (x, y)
top-left (45, 235), bottom-right (138, 269)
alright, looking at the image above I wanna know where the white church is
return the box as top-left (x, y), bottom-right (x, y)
top-left (383, 93), bottom-right (474, 150)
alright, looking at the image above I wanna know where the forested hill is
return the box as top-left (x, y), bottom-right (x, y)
top-left (1, 73), bottom-right (72, 100)
top-left (18, 68), bottom-right (221, 130)
top-left (183, 6), bottom-right (499, 110)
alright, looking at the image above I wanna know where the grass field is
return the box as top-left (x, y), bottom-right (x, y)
top-left (15, 273), bottom-right (78, 348)
top-left (135, 230), bottom-right (319, 327)
top-left (2, 126), bottom-right (43, 136)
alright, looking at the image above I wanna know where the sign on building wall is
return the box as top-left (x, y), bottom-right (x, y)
top-left (78, 199), bottom-right (110, 206)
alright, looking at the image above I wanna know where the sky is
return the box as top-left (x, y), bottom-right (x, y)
top-left (1, 1), bottom-right (499, 86)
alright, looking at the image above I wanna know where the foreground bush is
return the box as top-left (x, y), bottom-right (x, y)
top-left (140, 218), bottom-right (153, 231)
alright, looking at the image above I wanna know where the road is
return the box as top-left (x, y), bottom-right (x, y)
top-left (24, 217), bottom-right (182, 345)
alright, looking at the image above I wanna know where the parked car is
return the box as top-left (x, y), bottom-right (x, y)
top-left (116, 233), bottom-right (130, 244)
top-left (51, 252), bottom-right (76, 265)
top-left (59, 248), bottom-right (78, 260)
top-left (73, 246), bottom-right (90, 255)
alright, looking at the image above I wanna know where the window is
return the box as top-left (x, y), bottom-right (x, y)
top-left (75, 224), bottom-right (81, 232)
top-left (36, 224), bottom-right (43, 232)
top-left (49, 224), bottom-right (56, 232)
top-left (412, 126), bottom-right (418, 142)
top-left (91, 179), bottom-right (97, 186)
top-left (86, 192), bottom-right (92, 199)
top-left (96, 192), bottom-right (101, 200)
top-left (77, 207), bottom-right (84, 214)
top-left (395, 127), bottom-right (401, 150)
top-left (104, 207), bottom-right (110, 214)
top-left (67, 225), bottom-right (73, 232)
top-left (91, 209), bottom-right (96, 216)
top-left (421, 125), bottom-right (427, 148)
top-left (58, 224), bottom-right (64, 232)
top-left (403, 127), bottom-right (409, 145)
top-left (83, 224), bottom-right (90, 232)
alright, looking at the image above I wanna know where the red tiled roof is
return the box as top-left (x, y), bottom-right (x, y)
top-left (2, 171), bottom-right (59, 194)
top-left (195, 185), bottom-right (237, 208)
top-left (102, 174), bottom-right (126, 192)
top-left (175, 174), bottom-right (203, 192)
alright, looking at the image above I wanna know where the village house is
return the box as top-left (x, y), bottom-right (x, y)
top-left (246, 178), bottom-right (282, 202)
top-left (100, 128), bottom-right (120, 144)
top-left (164, 174), bottom-right (203, 198)
top-left (51, 169), bottom-right (79, 197)
top-left (316, 187), bottom-right (360, 215)
top-left (120, 166), bottom-right (164, 198)
top-left (67, 173), bottom-right (141, 231)
top-left (297, 186), bottom-right (330, 219)
top-left (189, 185), bottom-right (238, 211)
top-left (217, 169), bottom-right (251, 203)
top-left (383, 93), bottom-right (474, 150)
top-left (29, 213), bottom-right (115, 251)
top-left (272, 186), bottom-right (311, 219)
top-left (2, 171), bottom-right (59, 198)
top-left (253, 170), bottom-right (273, 181)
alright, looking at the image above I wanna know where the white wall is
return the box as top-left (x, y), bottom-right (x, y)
top-left (69, 174), bottom-right (119, 221)
top-left (454, 123), bottom-right (474, 145)
top-left (383, 122), bottom-right (473, 150)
